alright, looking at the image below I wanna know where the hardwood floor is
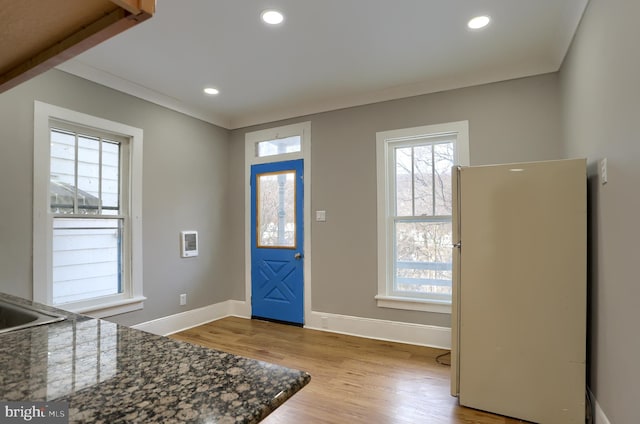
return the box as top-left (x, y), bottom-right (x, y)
top-left (171, 317), bottom-right (525, 424)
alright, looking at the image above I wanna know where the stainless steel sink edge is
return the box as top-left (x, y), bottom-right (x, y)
top-left (0, 298), bottom-right (67, 334)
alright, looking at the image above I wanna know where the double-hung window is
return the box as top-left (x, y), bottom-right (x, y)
top-left (33, 102), bottom-right (144, 317)
top-left (376, 121), bottom-right (469, 313)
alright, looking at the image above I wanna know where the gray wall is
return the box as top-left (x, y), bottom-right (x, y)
top-left (0, 69), bottom-right (233, 326)
top-left (230, 73), bottom-right (564, 328)
top-left (560, 0), bottom-right (640, 421)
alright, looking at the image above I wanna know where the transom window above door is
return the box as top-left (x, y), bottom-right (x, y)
top-left (256, 136), bottom-right (301, 157)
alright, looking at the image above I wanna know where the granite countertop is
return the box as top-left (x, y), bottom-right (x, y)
top-left (0, 293), bottom-right (310, 423)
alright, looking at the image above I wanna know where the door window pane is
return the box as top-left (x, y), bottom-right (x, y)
top-left (257, 170), bottom-right (296, 248)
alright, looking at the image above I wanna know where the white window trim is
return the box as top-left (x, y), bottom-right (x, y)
top-left (375, 120), bottom-right (469, 314)
top-left (33, 101), bottom-right (145, 317)
top-left (244, 122), bottom-right (312, 323)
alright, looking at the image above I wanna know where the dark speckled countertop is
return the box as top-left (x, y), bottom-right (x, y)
top-left (0, 293), bottom-right (310, 423)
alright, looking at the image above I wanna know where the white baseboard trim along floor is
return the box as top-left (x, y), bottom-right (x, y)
top-left (304, 310), bottom-right (451, 349)
top-left (588, 388), bottom-right (611, 424)
top-left (131, 300), bottom-right (247, 335)
top-left (131, 301), bottom-right (450, 349)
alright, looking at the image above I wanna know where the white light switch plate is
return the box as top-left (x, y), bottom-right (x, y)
top-left (316, 210), bottom-right (326, 222)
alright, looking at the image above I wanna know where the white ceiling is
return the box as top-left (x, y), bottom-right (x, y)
top-left (56, 0), bottom-right (588, 130)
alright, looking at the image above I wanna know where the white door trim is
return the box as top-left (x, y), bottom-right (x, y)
top-left (244, 122), bottom-right (312, 323)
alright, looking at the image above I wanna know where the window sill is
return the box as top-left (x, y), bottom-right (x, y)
top-left (375, 295), bottom-right (451, 314)
top-left (64, 296), bottom-right (146, 318)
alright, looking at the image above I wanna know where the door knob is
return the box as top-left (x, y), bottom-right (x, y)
top-left (294, 252), bottom-right (303, 260)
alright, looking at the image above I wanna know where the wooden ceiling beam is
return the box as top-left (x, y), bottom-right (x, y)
top-left (109, 0), bottom-right (155, 20)
top-left (0, 0), bottom-right (155, 94)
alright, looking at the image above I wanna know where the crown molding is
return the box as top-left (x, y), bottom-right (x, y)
top-left (56, 60), bottom-right (231, 129)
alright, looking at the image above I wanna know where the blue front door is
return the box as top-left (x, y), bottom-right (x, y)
top-left (251, 159), bottom-right (304, 325)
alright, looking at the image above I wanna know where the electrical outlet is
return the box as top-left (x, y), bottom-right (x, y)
top-left (179, 293), bottom-right (187, 305)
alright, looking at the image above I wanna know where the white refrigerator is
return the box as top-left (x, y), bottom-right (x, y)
top-left (450, 159), bottom-right (586, 424)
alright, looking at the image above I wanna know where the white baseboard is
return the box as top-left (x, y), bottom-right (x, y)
top-left (305, 310), bottom-right (451, 349)
top-left (131, 300), bottom-right (250, 336)
top-left (229, 299), bottom-right (251, 318)
top-left (587, 387), bottom-right (611, 424)
top-left (588, 388), bottom-right (611, 424)
top-left (132, 303), bottom-right (450, 349)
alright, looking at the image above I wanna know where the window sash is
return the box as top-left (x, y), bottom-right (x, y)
top-left (391, 139), bottom-right (455, 218)
top-left (52, 217), bottom-right (125, 305)
top-left (48, 123), bottom-right (129, 307)
top-left (388, 138), bottom-right (455, 300)
top-left (390, 216), bottom-right (452, 300)
top-left (49, 126), bottom-right (125, 216)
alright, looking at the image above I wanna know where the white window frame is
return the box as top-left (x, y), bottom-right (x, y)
top-left (244, 122), bottom-right (312, 322)
top-left (375, 121), bottom-right (469, 313)
top-left (33, 101), bottom-right (145, 318)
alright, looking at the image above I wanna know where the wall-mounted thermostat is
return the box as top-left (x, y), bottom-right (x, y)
top-left (180, 231), bottom-right (198, 257)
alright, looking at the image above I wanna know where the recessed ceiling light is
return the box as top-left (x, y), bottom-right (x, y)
top-left (204, 87), bottom-right (219, 95)
top-left (468, 15), bottom-right (491, 30)
top-left (261, 9), bottom-right (284, 25)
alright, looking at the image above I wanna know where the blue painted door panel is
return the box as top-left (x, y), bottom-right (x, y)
top-left (251, 159), bottom-right (303, 324)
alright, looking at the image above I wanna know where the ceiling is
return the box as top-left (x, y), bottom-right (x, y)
top-left (56, 0), bottom-right (589, 130)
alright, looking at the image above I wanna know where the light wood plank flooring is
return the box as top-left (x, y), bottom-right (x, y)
top-left (171, 317), bottom-right (524, 424)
